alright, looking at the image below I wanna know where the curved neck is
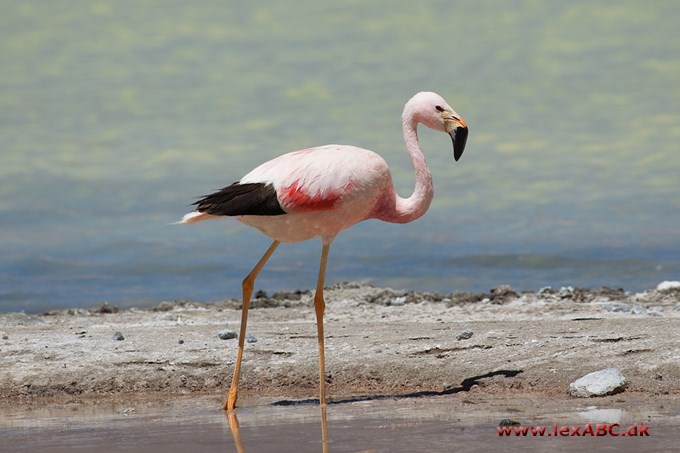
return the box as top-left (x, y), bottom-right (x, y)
top-left (385, 115), bottom-right (434, 224)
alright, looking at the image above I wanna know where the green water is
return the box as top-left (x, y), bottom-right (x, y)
top-left (1, 1), bottom-right (679, 312)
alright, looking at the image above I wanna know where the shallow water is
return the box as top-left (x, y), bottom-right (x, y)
top-left (2, 1), bottom-right (680, 312)
top-left (1, 396), bottom-right (677, 452)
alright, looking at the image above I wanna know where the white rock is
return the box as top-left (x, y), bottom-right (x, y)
top-left (657, 281), bottom-right (680, 291)
top-left (391, 296), bottom-right (407, 306)
top-left (569, 368), bottom-right (627, 398)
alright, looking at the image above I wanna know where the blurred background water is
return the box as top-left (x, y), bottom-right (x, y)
top-left (1, 0), bottom-right (679, 313)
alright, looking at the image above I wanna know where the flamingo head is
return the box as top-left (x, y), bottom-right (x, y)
top-left (405, 91), bottom-right (468, 161)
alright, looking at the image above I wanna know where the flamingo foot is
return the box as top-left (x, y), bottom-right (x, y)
top-left (224, 386), bottom-right (238, 411)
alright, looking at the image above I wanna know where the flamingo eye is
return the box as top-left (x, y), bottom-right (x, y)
top-left (435, 105), bottom-right (444, 112)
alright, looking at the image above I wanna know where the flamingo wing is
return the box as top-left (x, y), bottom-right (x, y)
top-left (192, 145), bottom-right (387, 218)
top-left (243, 145), bottom-right (383, 212)
top-left (193, 182), bottom-right (286, 216)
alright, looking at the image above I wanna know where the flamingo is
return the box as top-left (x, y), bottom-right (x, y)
top-left (179, 91), bottom-right (468, 411)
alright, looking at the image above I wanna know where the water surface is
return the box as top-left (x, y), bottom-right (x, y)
top-left (1, 396), bottom-right (677, 452)
top-left (2, 1), bottom-right (679, 312)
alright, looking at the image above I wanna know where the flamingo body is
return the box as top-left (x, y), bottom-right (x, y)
top-left (179, 91), bottom-right (468, 410)
top-left (183, 145), bottom-right (393, 243)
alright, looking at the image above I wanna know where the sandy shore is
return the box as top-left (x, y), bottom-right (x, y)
top-left (1, 282), bottom-right (679, 408)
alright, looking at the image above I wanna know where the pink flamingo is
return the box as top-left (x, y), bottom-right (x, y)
top-left (179, 91), bottom-right (468, 411)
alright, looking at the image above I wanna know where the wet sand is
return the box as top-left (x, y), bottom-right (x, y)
top-left (1, 282), bottom-right (679, 451)
top-left (2, 395), bottom-right (678, 452)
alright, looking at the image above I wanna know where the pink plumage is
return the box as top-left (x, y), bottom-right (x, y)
top-left (178, 91), bottom-right (468, 411)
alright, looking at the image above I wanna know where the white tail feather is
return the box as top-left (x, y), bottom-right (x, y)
top-left (172, 211), bottom-right (214, 225)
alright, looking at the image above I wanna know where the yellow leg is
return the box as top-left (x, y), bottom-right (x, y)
top-left (314, 243), bottom-right (331, 407)
top-left (226, 412), bottom-right (245, 453)
top-left (320, 403), bottom-right (329, 453)
top-left (224, 240), bottom-right (280, 411)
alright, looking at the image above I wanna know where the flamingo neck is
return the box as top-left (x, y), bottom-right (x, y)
top-left (384, 114), bottom-right (434, 224)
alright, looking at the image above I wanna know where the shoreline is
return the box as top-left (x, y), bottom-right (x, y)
top-left (1, 282), bottom-right (679, 406)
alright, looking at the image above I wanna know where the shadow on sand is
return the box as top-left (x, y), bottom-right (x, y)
top-left (271, 369), bottom-right (524, 407)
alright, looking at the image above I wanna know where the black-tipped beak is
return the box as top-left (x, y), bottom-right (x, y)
top-left (450, 125), bottom-right (468, 162)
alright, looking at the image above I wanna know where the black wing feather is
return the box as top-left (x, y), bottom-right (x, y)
top-left (194, 182), bottom-right (286, 216)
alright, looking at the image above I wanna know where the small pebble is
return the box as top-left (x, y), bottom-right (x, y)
top-left (559, 286), bottom-right (575, 299)
top-left (456, 329), bottom-right (474, 341)
top-left (1, 333), bottom-right (8, 340)
top-left (246, 335), bottom-right (258, 343)
top-left (538, 286), bottom-right (554, 295)
top-left (499, 419), bottom-right (521, 426)
top-left (97, 302), bottom-right (118, 314)
top-left (178, 339), bottom-right (185, 344)
top-left (569, 368), bottom-right (627, 397)
top-left (112, 332), bottom-right (125, 341)
top-left (218, 329), bottom-right (238, 340)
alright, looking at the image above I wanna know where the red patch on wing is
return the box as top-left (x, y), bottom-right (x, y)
top-left (280, 181), bottom-right (348, 212)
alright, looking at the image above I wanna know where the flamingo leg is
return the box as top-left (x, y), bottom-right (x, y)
top-left (224, 240), bottom-right (280, 411)
top-left (225, 412), bottom-right (245, 453)
top-left (320, 403), bottom-right (329, 453)
top-left (314, 242), bottom-right (331, 407)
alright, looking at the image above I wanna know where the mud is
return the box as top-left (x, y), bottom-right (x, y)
top-left (1, 282), bottom-right (679, 407)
